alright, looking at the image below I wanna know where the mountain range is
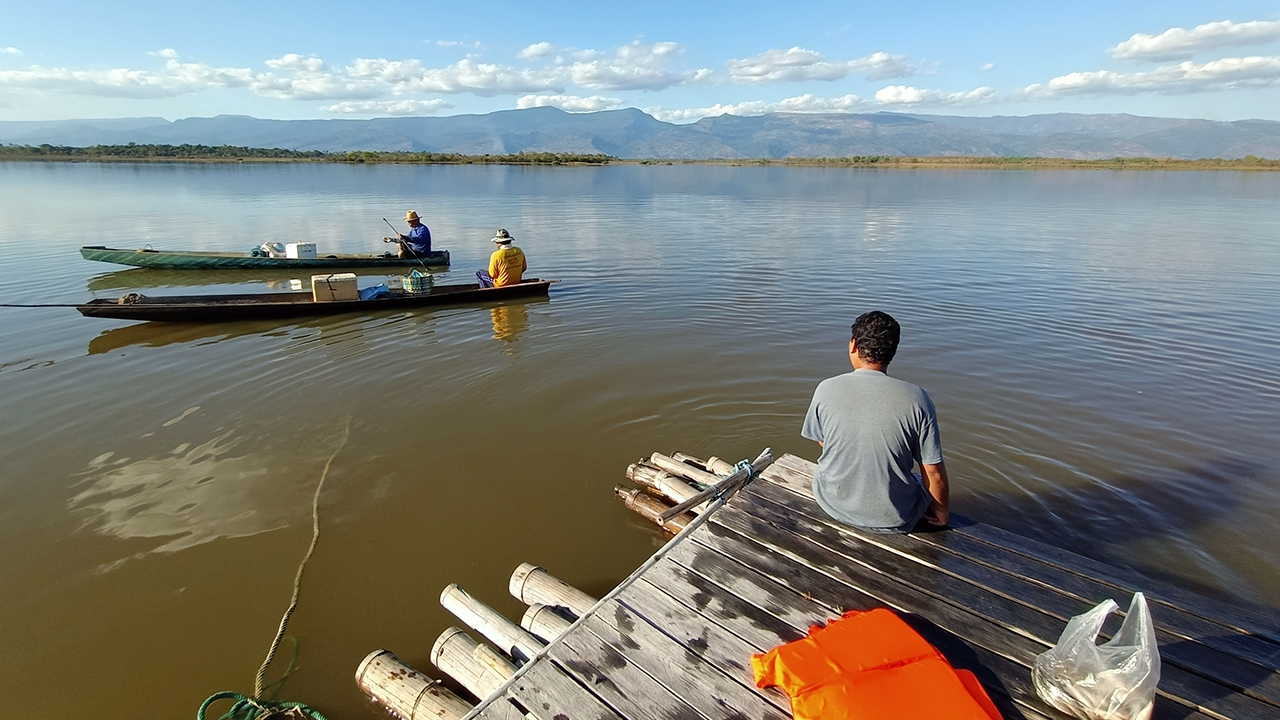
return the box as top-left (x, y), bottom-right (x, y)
top-left (2, 108), bottom-right (1278, 160)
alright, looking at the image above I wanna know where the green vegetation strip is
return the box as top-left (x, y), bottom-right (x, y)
top-left (1, 143), bottom-right (1275, 169)
top-left (0, 143), bottom-right (615, 165)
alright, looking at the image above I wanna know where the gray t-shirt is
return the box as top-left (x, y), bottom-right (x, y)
top-left (801, 368), bottom-right (943, 532)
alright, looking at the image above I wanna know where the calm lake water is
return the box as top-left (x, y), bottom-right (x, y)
top-left (1, 162), bottom-right (1278, 718)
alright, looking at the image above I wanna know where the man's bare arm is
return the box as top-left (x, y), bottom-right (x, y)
top-left (921, 461), bottom-right (949, 526)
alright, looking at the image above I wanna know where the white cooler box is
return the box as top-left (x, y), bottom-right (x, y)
top-left (287, 242), bottom-right (318, 259)
top-left (312, 273), bottom-right (358, 302)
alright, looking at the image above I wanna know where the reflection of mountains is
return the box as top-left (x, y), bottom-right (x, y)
top-left (87, 267), bottom-right (405, 292)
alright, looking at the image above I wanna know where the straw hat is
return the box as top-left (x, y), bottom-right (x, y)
top-left (492, 228), bottom-right (513, 244)
top-left (404, 211), bottom-right (421, 222)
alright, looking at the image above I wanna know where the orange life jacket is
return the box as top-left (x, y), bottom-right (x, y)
top-left (751, 608), bottom-right (1002, 720)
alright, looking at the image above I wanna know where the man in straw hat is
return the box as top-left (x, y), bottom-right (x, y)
top-left (477, 229), bottom-right (527, 288)
top-left (384, 211), bottom-right (432, 259)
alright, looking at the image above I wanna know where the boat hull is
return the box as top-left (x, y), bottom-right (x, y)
top-left (80, 246), bottom-right (451, 269)
top-left (78, 279), bottom-right (554, 322)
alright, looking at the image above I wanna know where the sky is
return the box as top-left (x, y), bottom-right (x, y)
top-left (2, 1), bottom-right (1280, 123)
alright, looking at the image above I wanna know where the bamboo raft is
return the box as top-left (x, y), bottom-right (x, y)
top-left (356, 451), bottom-right (1280, 720)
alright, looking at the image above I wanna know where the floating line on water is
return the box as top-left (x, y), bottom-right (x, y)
top-left (198, 416), bottom-right (352, 720)
top-left (254, 415), bottom-right (353, 698)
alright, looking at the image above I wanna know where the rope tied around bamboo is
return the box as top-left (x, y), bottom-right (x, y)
top-left (615, 449), bottom-right (771, 532)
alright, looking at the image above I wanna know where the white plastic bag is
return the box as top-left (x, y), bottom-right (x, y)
top-left (1032, 592), bottom-right (1161, 720)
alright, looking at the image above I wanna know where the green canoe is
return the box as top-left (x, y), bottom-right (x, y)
top-left (80, 245), bottom-right (450, 270)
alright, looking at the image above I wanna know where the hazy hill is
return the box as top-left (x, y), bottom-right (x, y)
top-left (2, 108), bottom-right (1278, 160)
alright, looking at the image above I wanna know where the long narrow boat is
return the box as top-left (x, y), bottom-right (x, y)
top-left (77, 279), bottom-right (555, 322)
top-left (80, 245), bottom-right (451, 270)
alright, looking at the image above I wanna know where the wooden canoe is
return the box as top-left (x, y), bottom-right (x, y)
top-left (80, 245), bottom-right (451, 270)
top-left (77, 279), bottom-right (555, 322)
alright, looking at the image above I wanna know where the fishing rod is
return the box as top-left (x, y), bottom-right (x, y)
top-left (383, 218), bottom-right (430, 273)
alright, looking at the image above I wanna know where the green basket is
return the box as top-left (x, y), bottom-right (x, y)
top-left (403, 270), bottom-right (433, 295)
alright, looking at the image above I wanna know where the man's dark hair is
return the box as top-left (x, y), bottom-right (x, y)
top-left (851, 311), bottom-right (901, 366)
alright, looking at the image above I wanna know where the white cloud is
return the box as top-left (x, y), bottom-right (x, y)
top-left (566, 41), bottom-right (710, 91)
top-left (518, 42), bottom-right (557, 60)
top-left (726, 47), bottom-right (915, 83)
top-left (982, 62), bottom-right (995, 71)
top-left (1021, 56), bottom-right (1280, 97)
top-left (354, 57), bottom-right (563, 96)
top-left (1, 47), bottom-right (21, 56)
top-left (1109, 20), bottom-right (1280, 61)
top-left (646, 84), bottom-right (996, 122)
top-left (874, 85), bottom-right (996, 104)
top-left (320, 99), bottom-right (454, 115)
top-left (516, 93), bottom-right (624, 111)
top-left (0, 58), bottom-right (256, 99)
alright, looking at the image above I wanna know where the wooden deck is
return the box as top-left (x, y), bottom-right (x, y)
top-left (462, 453), bottom-right (1280, 720)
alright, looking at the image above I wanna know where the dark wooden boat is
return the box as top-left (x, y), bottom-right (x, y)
top-left (77, 279), bottom-right (555, 322)
top-left (80, 245), bottom-right (451, 270)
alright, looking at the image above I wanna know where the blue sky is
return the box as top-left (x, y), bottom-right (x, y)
top-left (2, 1), bottom-right (1280, 122)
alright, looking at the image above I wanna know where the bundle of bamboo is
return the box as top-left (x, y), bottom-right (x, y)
top-left (614, 450), bottom-right (743, 533)
top-left (356, 565), bottom-right (599, 720)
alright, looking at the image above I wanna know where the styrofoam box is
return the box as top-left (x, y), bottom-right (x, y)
top-left (311, 273), bottom-right (358, 302)
top-left (286, 242), bottom-right (318, 259)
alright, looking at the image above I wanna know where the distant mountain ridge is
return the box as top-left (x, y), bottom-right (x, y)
top-left (2, 108), bottom-right (1278, 160)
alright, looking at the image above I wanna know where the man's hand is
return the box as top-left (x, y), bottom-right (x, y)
top-left (921, 461), bottom-right (950, 527)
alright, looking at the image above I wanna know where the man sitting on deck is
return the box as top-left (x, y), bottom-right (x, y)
top-left (802, 311), bottom-right (950, 533)
top-left (477, 229), bottom-right (526, 288)
top-left (385, 211), bottom-right (432, 259)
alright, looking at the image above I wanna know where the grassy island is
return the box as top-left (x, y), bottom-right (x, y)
top-left (0, 143), bottom-right (616, 165)
top-left (1, 143), bottom-right (1276, 169)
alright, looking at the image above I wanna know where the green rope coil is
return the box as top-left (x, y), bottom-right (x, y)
top-left (197, 691), bottom-right (328, 720)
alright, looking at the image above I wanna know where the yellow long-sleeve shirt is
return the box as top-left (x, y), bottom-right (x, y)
top-left (488, 245), bottom-right (527, 287)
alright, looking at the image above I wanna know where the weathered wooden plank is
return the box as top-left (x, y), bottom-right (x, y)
top-left (582, 600), bottom-right (791, 720)
top-left (645, 551), bottom-right (1066, 720)
top-left (743, 480), bottom-right (1280, 708)
top-left (470, 694), bottom-right (530, 720)
top-left (699, 511), bottom-right (1228, 720)
top-left (549, 616), bottom-right (708, 720)
top-left (640, 556), bottom-right (810, 648)
top-left (503, 658), bottom-right (625, 720)
top-left (961, 520), bottom-right (1280, 644)
top-left (768, 453), bottom-right (1280, 644)
top-left (616, 575), bottom-right (792, 711)
top-left (903, 512), bottom-right (1280, 669)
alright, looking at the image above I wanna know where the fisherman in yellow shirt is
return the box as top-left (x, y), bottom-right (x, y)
top-left (477, 229), bottom-right (527, 288)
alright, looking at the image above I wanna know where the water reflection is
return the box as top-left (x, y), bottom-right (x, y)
top-left (68, 426), bottom-right (340, 557)
top-left (88, 321), bottom-right (275, 354)
top-left (491, 303), bottom-right (530, 347)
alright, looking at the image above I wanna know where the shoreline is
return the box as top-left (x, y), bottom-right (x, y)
top-left (1, 144), bottom-right (1278, 170)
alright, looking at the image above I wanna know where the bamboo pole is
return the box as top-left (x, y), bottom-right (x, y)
top-left (671, 452), bottom-right (709, 470)
top-left (649, 452), bottom-right (724, 487)
top-left (625, 463), bottom-right (707, 511)
top-left (520, 604), bottom-right (574, 642)
top-left (507, 564), bottom-right (597, 618)
top-left (430, 627), bottom-right (516, 701)
top-left (440, 584), bottom-right (545, 663)
top-left (659, 448), bottom-right (773, 522)
top-left (614, 486), bottom-right (693, 532)
top-left (704, 456), bottom-right (736, 476)
top-left (356, 649), bottom-right (473, 720)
